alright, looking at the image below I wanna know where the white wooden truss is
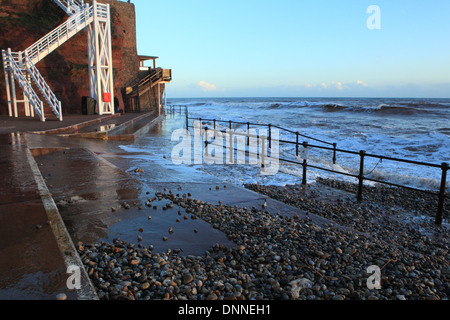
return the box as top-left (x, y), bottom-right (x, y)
top-left (1, 0), bottom-right (114, 121)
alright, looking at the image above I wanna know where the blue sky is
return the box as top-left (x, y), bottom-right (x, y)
top-left (134, 0), bottom-right (450, 98)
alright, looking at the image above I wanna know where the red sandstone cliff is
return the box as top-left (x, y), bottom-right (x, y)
top-left (0, 0), bottom-right (139, 115)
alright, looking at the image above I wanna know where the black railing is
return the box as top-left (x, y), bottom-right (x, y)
top-left (167, 106), bottom-right (448, 226)
top-left (166, 105), bottom-right (187, 115)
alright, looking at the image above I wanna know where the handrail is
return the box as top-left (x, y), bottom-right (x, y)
top-left (179, 108), bottom-right (448, 226)
top-left (125, 68), bottom-right (165, 96)
top-left (194, 117), bottom-right (335, 146)
top-left (53, 0), bottom-right (87, 16)
top-left (139, 68), bottom-right (163, 88)
top-left (24, 5), bottom-right (94, 64)
top-left (2, 50), bottom-right (45, 121)
top-left (22, 53), bottom-right (62, 120)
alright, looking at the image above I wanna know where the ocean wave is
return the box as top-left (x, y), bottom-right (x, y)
top-left (375, 105), bottom-right (422, 115)
top-left (267, 101), bottom-right (314, 109)
top-left (257, 98), bottom-right (450, 117)
top-left (260, 101), bottom-right (429, 116)
top-left (436, 128), bottom-right (450, 135)
top-left (321, 104), bottom-right (348, 112)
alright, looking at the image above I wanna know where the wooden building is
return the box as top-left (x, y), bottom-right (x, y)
top-left (122, 55), bottom-right (172, 114)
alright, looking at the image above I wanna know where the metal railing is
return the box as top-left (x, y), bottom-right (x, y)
top-left (24, 4), bottom-right (94, 64)
top-left (176, 107), bottom-right (448, 226)
top-left (2, 49), bottom-right (45, 121)
top-left (53, 0), bottom-right (88, 16)
top-left (23, 53), bottom-right (62, 120)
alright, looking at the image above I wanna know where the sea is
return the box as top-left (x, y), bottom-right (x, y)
top-left (120, 97), bottom-right (450, 192)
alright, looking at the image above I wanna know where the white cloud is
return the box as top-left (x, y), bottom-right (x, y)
top-left (305, 80), bottom-right (368, 91)
top-left (356, 80), bottom-right (368, 87)
top-left (197, 81), bottom-right (217, 92)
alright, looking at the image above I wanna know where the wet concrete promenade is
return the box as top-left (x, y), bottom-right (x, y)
top-left (0, 112), bottom-right (348, 300)
top-left (0, 112), bottom-right (156, 300)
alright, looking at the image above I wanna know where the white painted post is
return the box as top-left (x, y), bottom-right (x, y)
top-left (59, 101), bottom-right (63, 121)
top-left (106, 1), bottom-right (114, 115)
top-left (87, 23), bottom-right (97, 107)
top-left (93, 2), bottom-right (102, 115)
top-left (158, 82), bottom-right (161, 116)
top-left (24, 73), bottom-right (30, 117)
top-left (40, 101), bottom-right (45, 122)
top-left (8, 49), bottom-right (18, 118)
top-left (30, 95), bottom-right (34, 118)
top-left (4, 68), bottom-right (12, 117)
top-left (10, 72), bottom-right (18, 118)
top-left (88, 1), bottom-right (114, 115)
top-left (24, 93), bottom-right (30, 117)
top-left (164, 84), bottom-right (167, 115)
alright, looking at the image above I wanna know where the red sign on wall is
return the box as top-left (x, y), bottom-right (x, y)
top-left (103, 93), bottom-right (111, 103)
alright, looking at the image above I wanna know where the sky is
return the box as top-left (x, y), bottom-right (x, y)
top-left (133, 0), bottom-right (450, 98)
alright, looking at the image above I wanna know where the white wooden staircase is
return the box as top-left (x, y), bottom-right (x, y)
top-left (2, 0), bottom-right (114, 122)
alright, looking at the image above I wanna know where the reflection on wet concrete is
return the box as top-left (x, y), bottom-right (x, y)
top-left (0, 133), bottom-right (76, 300)
top-left (32, 146), bottom-right (235, 256)
top-left (33, 148), bottom-right (141, 244)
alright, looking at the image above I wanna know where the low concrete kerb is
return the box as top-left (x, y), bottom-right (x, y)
top-left (107, 113), bottom-right (165, 141)
top-left (25, 147), bottom-right (98, 300)
top-left (29, 114), bottom-right (121, 135)
top-left (106, 111), bottom-right (156, 136)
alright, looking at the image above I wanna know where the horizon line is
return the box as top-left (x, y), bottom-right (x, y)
top-left (167, 96), bottom-right (450, 100)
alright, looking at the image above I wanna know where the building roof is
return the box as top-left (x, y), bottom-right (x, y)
top-left (138, 55), bottom-right (159, 61)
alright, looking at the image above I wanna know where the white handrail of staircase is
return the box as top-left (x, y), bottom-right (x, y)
top-left (54, 0), bottom-right (88, 16)
top-left (24, 5), bottom-right (94, 65)
top-left (3, 50), bottom-right (45, 121)
top-left (22, 53), bottom-right (62, 120)
top-left (95, 2), bottom-right (109, 19)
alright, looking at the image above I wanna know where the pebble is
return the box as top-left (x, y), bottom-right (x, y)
top-left (207, 292), bottom-right (218, 300)
top-left (78, 181), bottom-right (449, 301)
top-left (56, 293), bottom-right (67, 300)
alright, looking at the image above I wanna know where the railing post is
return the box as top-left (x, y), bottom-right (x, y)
top-left (58, 101), bottom-right (63, 121)
top-left (436, 162), bottom-right (448, 226)
top-left (296, 132), bottom-right (299, 157)
top-left (40, 101), bottom-right (45, 122)
top-left (302, 141), bottom-right (308, 185)
top-left (268, 123), bottom-right (272, 149)
top-left (229, 120), bottom-right (232, 130)
top-left (357, 150), bottom-right (366, 202)
top-left (204, 126), bottom-right (209, 157)
top-left (213, 119), bottom-right (216, 140)
top-left (247, 122), bottom-right (250, 146)
top-left (333, 143), bottom-right (337, 165)
top-left (229, 128), bottom-right (233, 164)
top-left (261, 135), bottom-right (266, 169)
top-left (185, 111), bottom-right (189, 131)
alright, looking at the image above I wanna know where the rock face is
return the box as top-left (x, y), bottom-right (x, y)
top-left (0, 0), bottom-right (139, 115)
